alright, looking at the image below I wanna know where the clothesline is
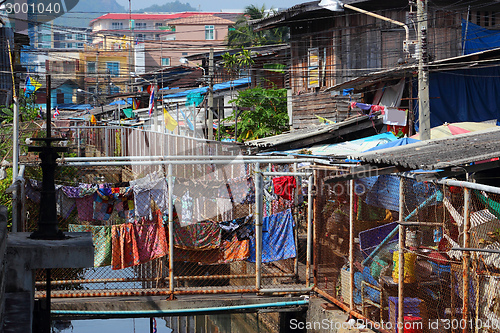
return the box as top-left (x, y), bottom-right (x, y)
top-left (26, 171), bottom-right (301, 226)
top-left (67, 209), bottom-right (297, 270)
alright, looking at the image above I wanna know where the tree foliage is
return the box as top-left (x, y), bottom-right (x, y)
top-left (226, 5), bottom-right (289, 48)
top-left (221, 48), bottom-right (254, 79)
top-left (0, 167), bottom-right (12, 229)
top-left (0, 90), bottom-right (39, 124)
top-left (225, 86), bottom-right (288, 141)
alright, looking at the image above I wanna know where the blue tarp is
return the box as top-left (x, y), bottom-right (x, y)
top-left (356, 175), bottom-right (440, 212)
top-left (57, 104), bottom-right (93, 110)
top-left (362, 137), bottom-right (420, 152)
top-left (414, 66), bottom-right (500, 130)
top-left (161, 77), bottom-right (250, 99)
top-left (462, 19), bottom-right (500, 55)
top-left (109, 100), bottom-right (128, 106)
top-left (355, 136), bottom-right (439, 212)
top-left (290, 132), bottom-right (397, 156)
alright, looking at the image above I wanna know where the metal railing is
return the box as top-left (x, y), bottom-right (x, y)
top-left (19, 155), bottom-right (315, 299)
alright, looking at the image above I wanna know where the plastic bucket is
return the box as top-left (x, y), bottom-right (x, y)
top-left (392, 251), bottom-right (417, 283)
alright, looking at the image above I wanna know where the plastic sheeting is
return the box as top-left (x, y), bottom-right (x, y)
top-left (414, 66), bottom-right (500, 131)
top-left (161, 77), bottom-right (250, 99)
top-left (362, 137), bottom-right (419, 152)
top-left (462, 19), bottom-right (500, 55)
top-left (356, 175), bottom-right (440, 212)
top-left (290, 132), bottom-right (397, 156)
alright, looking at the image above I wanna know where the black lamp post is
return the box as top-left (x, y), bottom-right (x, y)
top-left (29, 75), bottom-right (68, 240)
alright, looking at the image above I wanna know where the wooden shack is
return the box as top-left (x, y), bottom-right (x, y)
top-left (252, 0), bottom-right (500, 129)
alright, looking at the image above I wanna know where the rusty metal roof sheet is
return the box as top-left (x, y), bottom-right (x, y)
top-left (349, 127), bottom-right (500, 170)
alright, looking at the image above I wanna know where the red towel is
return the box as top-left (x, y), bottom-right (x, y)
top-left (272, 176), bottom-right (296, 201)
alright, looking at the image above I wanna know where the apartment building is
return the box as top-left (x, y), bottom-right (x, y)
top-left (89, 12), bottom-right (239, 74)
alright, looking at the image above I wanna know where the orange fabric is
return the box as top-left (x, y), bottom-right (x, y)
top-left (173, 234), bottom-right (250, 264)
top-left (221, 235), bottom-right (250, 263)
top-left (111, 223), bottom-right (140, 270)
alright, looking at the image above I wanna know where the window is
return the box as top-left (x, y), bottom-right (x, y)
top-left (77, 43), bottom-right (84, 48)
top-left (155, 22), bottom-right (163, 28)
top-left (155, 34), bottom-right (160, 39)
top-left (111, 22), bottom-right (123, 29)
top-left (76, 34), bottom-right (85, 40)
top-left (307, 47), bottom-right (320, 88)
top-left (57, 92), bottom-right (65, 104)
top-left (205, 25), bottom-right (214, 40)
top-left (63, 61), bottom-right (75, 72)
top-left (106, 62), bottom-right (120, 77)
top-left (87, 62), bottom-right (96, 74)
top-left (136, 22), bottom-right (147, 30)
top-left (66, 43), bottom-right (73, 48)
top-left (161, 58), bottom-right (170, 66)
top-left (182, 52), bottom-right (188, 56)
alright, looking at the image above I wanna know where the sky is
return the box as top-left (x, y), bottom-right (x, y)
top-left (115, 0), bottom-right (306, 12)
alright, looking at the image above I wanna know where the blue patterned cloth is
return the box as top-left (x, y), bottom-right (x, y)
top-left (248, 208), bottom-right (296, 263)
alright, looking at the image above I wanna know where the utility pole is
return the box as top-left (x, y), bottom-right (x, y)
top-left (208, 48), bottom-right (214, 141)
top-left (95, 50), bottom-right (99, 105)
top-left (417, 0), bottom-right (430, 140)
top-left (7, 41), bottom-right (18, 180)
top-left (154, 76), bottom-right (158, 131)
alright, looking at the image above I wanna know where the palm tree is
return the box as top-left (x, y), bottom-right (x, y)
top-left (226, 5), bottom-right (289, 48)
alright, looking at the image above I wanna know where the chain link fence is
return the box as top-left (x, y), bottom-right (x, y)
top-left (20, 129), bottom-right (313, 298)
top-left (314, 170), bottom-right (500, 333)
top-left (20, 123), bottom-right (500, 331)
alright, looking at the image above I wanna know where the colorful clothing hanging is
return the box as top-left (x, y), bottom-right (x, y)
top-left (173, 220), bottom-right (221, 250)
top-left (220, 234), bottom-right (250, 263)
top-left (272, 176), bottom-right (296, 201)
top-left (248, 208), bottom-right (296, 263)
top-left (69, 224), bottom-right (112, 267)
top-left (75, 194), bottom-right (96, 222)
top-left (112, 187), bottom-right (135, 220)
top-left (93, 185), bottom-right (115, 221)
top-left (132, 176), bottom-right (168, 218)
top-left (111, 211), bottom-right (168, 270)
top-left (219, 215), bottom-right (253, 241)
top-left (111, 222), bottom-right (140, 270)
top-left (134, 211), bottom-right (168, 264)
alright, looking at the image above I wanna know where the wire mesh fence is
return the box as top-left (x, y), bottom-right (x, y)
top-left (314, 170), bottom-right (500, 333)
top-left (21, 122), bottom-right (500, 331)
top-left (21, 153), bottom-right (313, 298)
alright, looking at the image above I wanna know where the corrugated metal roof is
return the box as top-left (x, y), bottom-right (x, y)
top-left (349, 127), bottom-right (500, 170)
top-left (161, 77), bottom-right (250, 99)
top-left (245, 113), bottom-right (384, 150)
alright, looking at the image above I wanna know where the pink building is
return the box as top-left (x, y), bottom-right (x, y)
top-left (89, 12), bottom-right (240, 75)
